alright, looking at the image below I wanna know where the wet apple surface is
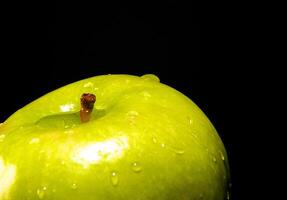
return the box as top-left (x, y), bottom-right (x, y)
top-left (0, 74), bottom-right (230, 200)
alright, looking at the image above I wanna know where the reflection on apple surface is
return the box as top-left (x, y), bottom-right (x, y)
top-left (72, 136), bottom-right (129, 168)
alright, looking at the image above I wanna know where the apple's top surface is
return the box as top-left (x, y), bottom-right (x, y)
top-left (3, 74), bottom-right (190, 129)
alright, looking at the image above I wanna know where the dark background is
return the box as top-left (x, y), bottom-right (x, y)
top-left (1, 2), bottom-right (264, 200)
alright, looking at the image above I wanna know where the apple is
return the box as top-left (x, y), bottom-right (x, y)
top-left (0, 74), bottom-right (230, 200)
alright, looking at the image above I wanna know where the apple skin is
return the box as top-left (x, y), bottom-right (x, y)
top-left (0, 74), bottom-right (230, 200)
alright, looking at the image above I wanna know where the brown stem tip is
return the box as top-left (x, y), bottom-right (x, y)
top-left (80, 93), bottom-right (96, 123)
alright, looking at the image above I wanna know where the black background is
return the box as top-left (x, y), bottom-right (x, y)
top-left (1, 2), bottom-right (266, 200)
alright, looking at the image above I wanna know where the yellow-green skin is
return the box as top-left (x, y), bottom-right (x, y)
top-left (0, 74), bottom-right (230, 200)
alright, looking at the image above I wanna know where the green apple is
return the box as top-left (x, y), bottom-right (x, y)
top-left (0, 74), bottom-right (230, 200)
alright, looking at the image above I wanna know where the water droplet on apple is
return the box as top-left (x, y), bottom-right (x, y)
top-left (127, 111), bottom-right (139, 124)
top-left (191, 132), bottom-right (198, 139)
top-left (127, 111), bottom-right (139, 118)
top-left (64, 129), bottom-right (74, 134)
top-left (188, 117), bottom-right (193, 126)
top-left (213, 157), bottom-right (217, 163)
top-left (167, 145), bottom-right (185, 155)
top-left (226, 191), bottom-right (230, 200)
top-left (152, 137), bottom-right (157, 144)
top-left (142, 91), bottom-right (151, 100)
top-left (83, 82), bottom-right (94, 88)
top-left (172, 148), bottom-right (185, 155)
top-left (0, 134), bottom-right (6, 142)
top-left (161, 143), bottom-right (166, 148)
top-left (131, 162), bottom-right (142, 173)
top-left (220, 151), bottom-right (225, 161)
top-left (37, 187), bottom-right (47, 199)
top-left (110, 171), bottom-right (119, 186)
top-left (71, 183), bottom-right (78, 190)
top-left (29, 137), bottom-right (40, 144)
top-left (141, 74), bottom-right (160, 82)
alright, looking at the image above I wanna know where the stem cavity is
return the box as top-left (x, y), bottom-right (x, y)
top-left (80, 93), bottom-right (96, 123)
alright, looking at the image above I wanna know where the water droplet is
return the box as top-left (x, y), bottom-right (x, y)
top-left (191, 132), bottom-right (198, 139)
top-left (226, 191), bottom-right (230, 200)
top-left (64, 129), bottom-right (74, 134)
top-left (152, 137), bottom-right (157, 144)
top-left (0, 134), bottom-right (6, 142)
top-left (161, 143), bottom-right (166, 148)
top-left (29, 138), bottom-right (40, 144)
top-left (188, 117), bottom-right (193, 125)
top-left (64, 124), bottom-right (70, 129)
top-left (141, 74), bottom-right (160, 82)
top-left (220, 151), bottom-right (225, 161)
top-left (110, 171), bottom-right (119, 186)
top-left (37, 187), bottom-right (47, 199)
top-left (127, 111), bottom-right (139, 118)
top-left (84, 82), bottom-right (94, 88)
top-left (171, 148), bottom-right (185, 155)
top-left (213, 157), bottom-right (217, 163)
top-left (131, 162), bottom-right (142, 173)
top-left (127, 111), bottom-right (139, 124)
top-left (142, 91), bottom-right (151, 99)
top-left (71, 183), bottom-right (78, 190)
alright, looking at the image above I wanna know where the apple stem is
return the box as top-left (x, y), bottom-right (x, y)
top-left (80, 93), bottom-right (96, 123)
